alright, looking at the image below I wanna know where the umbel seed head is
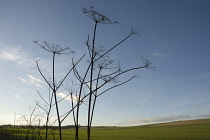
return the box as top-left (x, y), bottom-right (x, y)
top-left (83, 6), bottom-right (118, 24)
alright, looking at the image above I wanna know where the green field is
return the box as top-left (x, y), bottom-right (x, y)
top-left (1, 118), bottom-right (210, 140)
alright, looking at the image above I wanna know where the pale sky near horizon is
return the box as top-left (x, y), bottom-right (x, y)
top-left (0, 0), bottom-right (210, 126)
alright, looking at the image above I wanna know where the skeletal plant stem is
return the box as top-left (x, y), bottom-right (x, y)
top-left (87, 21), bottom-right (98, 140)
top-left (52, 52), bottom-right (62, 140)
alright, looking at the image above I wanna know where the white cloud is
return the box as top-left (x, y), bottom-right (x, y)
top-left (0, 49), bottom-right (18, 61)
top-left (0, 46), bottom-right (65, 75)
top-left (13, 95), bottom-right (20, 98)
top-left (152, 52), bottom-right (167, 56)
top-left (0, 113), bottom-right (30, 125)
top-left (114, 114), bottom-right (210, 126)
top-left (0, 47), bottom-right (36, 69)
top-left (57, 92), bottom-right (78, 103)
top-left (19, 77), bottom-right (29, 84)
top-left (19, 75), bottom-right (45, 87)
top-left (138, 99), bottom-right (148, 106)
top-left (28, 75), bottom-right (45, 84)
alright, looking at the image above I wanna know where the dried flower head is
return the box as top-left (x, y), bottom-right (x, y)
top-left (83, 6), bottom-right (118, 24)
top-left (141, 57), bottom-right (155, 70)
top-left (131, 27), bottom-right (141, 36)
top-left (34, 41), bottom-right (74, 54)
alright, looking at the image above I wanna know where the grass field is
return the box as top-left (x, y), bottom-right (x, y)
top-left (0, 118), bottom-right (210, 140)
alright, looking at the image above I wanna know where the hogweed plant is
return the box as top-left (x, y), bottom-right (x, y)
top-left (69, 6), bottom-right (154, 140)
top-left (34, 41), bottom-right (85, 140)
top-left (33, 6), bottom-right (153, 140)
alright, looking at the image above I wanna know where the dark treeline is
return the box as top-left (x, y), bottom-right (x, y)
top-left (0, 124), bottom-right (80, 129)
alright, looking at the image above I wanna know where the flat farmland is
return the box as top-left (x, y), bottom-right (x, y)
top-left (0, 118), bottom-right (210, 140)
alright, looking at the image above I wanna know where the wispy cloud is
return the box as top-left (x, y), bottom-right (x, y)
top-left (0, 49), bottom-right (18, 61)
top-left (138, 98), bottom-right (148, 106)
top-left (19, 75), bottom-right (45, 87)
top-left (28, 75), bottom-right (45, 85)
top-left (19, 77), bottom-right (28, 83)
top-left (152, 52), bottom-right (167, 56)
top-left (13, 95), bottom-right (20, 98)
top-left (0, 47), bottom-right (35, 68)
top-left (114, 114), bottom-right (210, 126)
top-left (0, 46), bottom-right (71, 76)
top-left (57, 92), bottom-right (78, 103)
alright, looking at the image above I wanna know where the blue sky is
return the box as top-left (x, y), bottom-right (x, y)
top-left (0, 0), bottom-right (210, 126)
